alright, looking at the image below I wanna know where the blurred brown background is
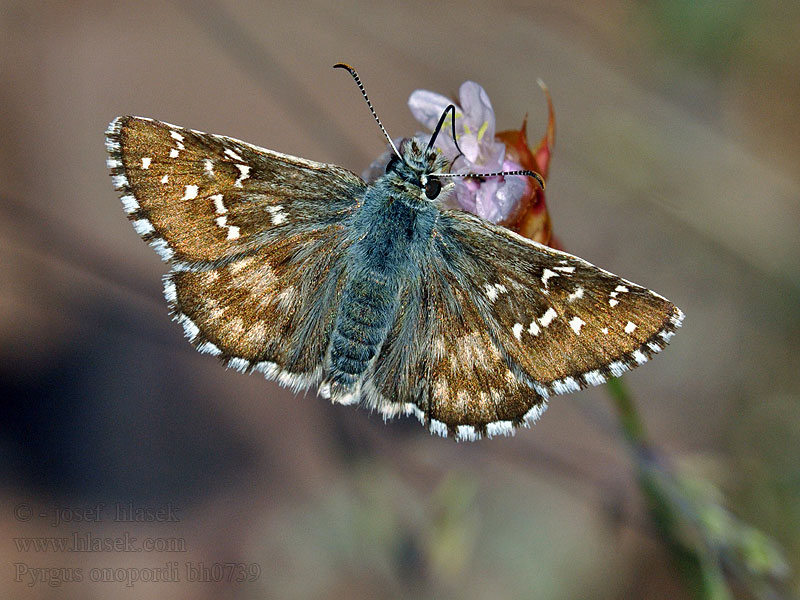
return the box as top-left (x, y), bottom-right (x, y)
top-left (1, 1), bottom-right (799, 598)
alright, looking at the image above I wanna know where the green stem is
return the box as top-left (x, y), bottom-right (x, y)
top-left (606, 378), bottom-right (732, 600)
top-left (605, 377), bottom-right (648, 449)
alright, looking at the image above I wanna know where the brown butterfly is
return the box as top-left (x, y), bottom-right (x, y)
top-left (107, 67), bottom-right (682, 441)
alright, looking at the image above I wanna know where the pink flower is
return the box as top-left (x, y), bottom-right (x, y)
top-left (408, 82), bottom-right (528, 224)
top-left (362, 79), bottom-right (556, 245)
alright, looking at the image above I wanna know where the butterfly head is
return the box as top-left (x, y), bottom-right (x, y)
top-left (333, 63), bottom-right (545, 203)
top-left (386, 136), bottom-right (452, 201)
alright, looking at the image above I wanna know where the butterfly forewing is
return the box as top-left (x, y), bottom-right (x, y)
top-left (107, 116), bottom-right (366, 388)
top-left (106, 116), bottom-right (365, 266)
top-left (365, 209), bottom-right (682, 441)
top-left (437, 211), bottom-right (683, 398)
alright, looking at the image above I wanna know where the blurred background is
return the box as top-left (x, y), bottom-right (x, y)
top-left (1, 1), bottom-right (799, 598)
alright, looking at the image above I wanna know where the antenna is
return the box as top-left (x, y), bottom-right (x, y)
top-left (334, 63), bottom-right (546, 191)
top-left (426, 105), bottom-right (464, 158)
top-left (434, 169), bottom-right (545, 191)
top-left (334, 63), bottom-right (401, 160)
top-left (426, 96), bottom-right (545, 191)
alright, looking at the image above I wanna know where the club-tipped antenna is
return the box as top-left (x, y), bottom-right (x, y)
top-left (334, 63), bottom-right (401, 160)
top-left (434, 169), bottom-right (546, 191)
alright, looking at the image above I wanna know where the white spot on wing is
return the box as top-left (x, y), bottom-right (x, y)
top-left (554, 266), bottom-right (575, 273)
top-left (215, 212), bottom-right (240, 240)
top-left (523, 403), bottom-right (547, 424)
top-left (625, 321), bottom-right (637, 334)
top-left (141, 157), bottom-right (151, 169)
top-left (120, 194), bottom-right (139, 214)
top-left (609, 298), bottom-right (619, 307)
top-left (149, 238), bottom-right (174, 260)
top-left (176, 314), bottom-right (199, 341)
top-left (182, 185), bottom-right (198, 200)
top-left (225, 148), bottom-right (244, 161)
top-left (204, 159), bottom-right (214, 175)
top-left (583, 370), bottom-right (606, 386)
top-left (538, 307), bottom-right (557, 327)
top-left (163, 279), bottom-right (177, 303)
top-left (486, 421), bottom-right (514, 438)
top-left (197, 341), bottom-right (222, 356)
top-left (568, 287), bottom-right (584, 302)
top-left (569, 316), bottom-right (585, 335)
top-left (161, 174), bottom-right (169, 184)
top-left (408, 404), bottom-right (426, 424)
top-left (633, 350), bottom-right (648, 364)
top-left (552, 377), bottom-right (580, 394)
top-left (132, 219), bottom-right (154, 235)
top-left (234, 164), bottom-right (251, 187)
top-left (528, 320), bottom-right (541, 336)
top-left (484, 283), bottom-right (508, 302)
top-left (266, 205), bottom-right (287, 225)
top-left (615, 285), bottom-right (630, 293)
top-left (111, 174), bottom-right (128, 189)
top-left (211, 194), bottom-right (226, 214)
top-left (609, 361), bottom-right (628, 377)
top-left (276, 286), bottom-right (296, 309)
top-left (541, 268), bottom-right (559, 286)
top-left (169, 149), bottom-right (179, 158)
top-left (456, 425), bottom-right (478, 442)
top-left (429, 420), bottom-right (448, 437)
top-left (170, 131), bottom-right (184, 142)
top-left (227, 357), bottom-right (250, 372)
top-left (512, 323), bottom-right (523, 340)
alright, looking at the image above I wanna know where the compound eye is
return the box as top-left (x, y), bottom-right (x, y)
top-left (424, 177), bottom-right (441, 199)
top-left (385, 156), bottom-right (399, 173)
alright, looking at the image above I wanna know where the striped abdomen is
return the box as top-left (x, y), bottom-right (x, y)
top-left (329, 271), bottom-right (398, 385)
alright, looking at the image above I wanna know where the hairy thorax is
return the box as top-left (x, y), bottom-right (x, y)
top-left (328, 174), bottom-right (438, 385)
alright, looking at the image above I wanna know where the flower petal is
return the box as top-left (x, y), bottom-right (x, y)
top-left (474, 178), bottom-right (502, 222)
top-left (483, 140), bottom-right (506, 172)
top-left (458, 81), bottom-right (496, 142)
top-left (454, 180), bottom-right (478, 213)
top-left (408, 90), bottom-right (458, 131)
top-left (495, 176), bottom-right (527, 221)
top-left (459, 135), bottom-right (481, 164)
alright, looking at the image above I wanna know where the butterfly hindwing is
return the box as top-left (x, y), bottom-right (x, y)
top-left (106, 116), bottom-right (365, 266)
top-left (365, 256), bottom-right (546, 440)
top-left (165, 223), bottom-right (351, 389)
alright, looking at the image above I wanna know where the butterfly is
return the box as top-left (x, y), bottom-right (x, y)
top-left (106, 65), bottom-right (682, 441)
